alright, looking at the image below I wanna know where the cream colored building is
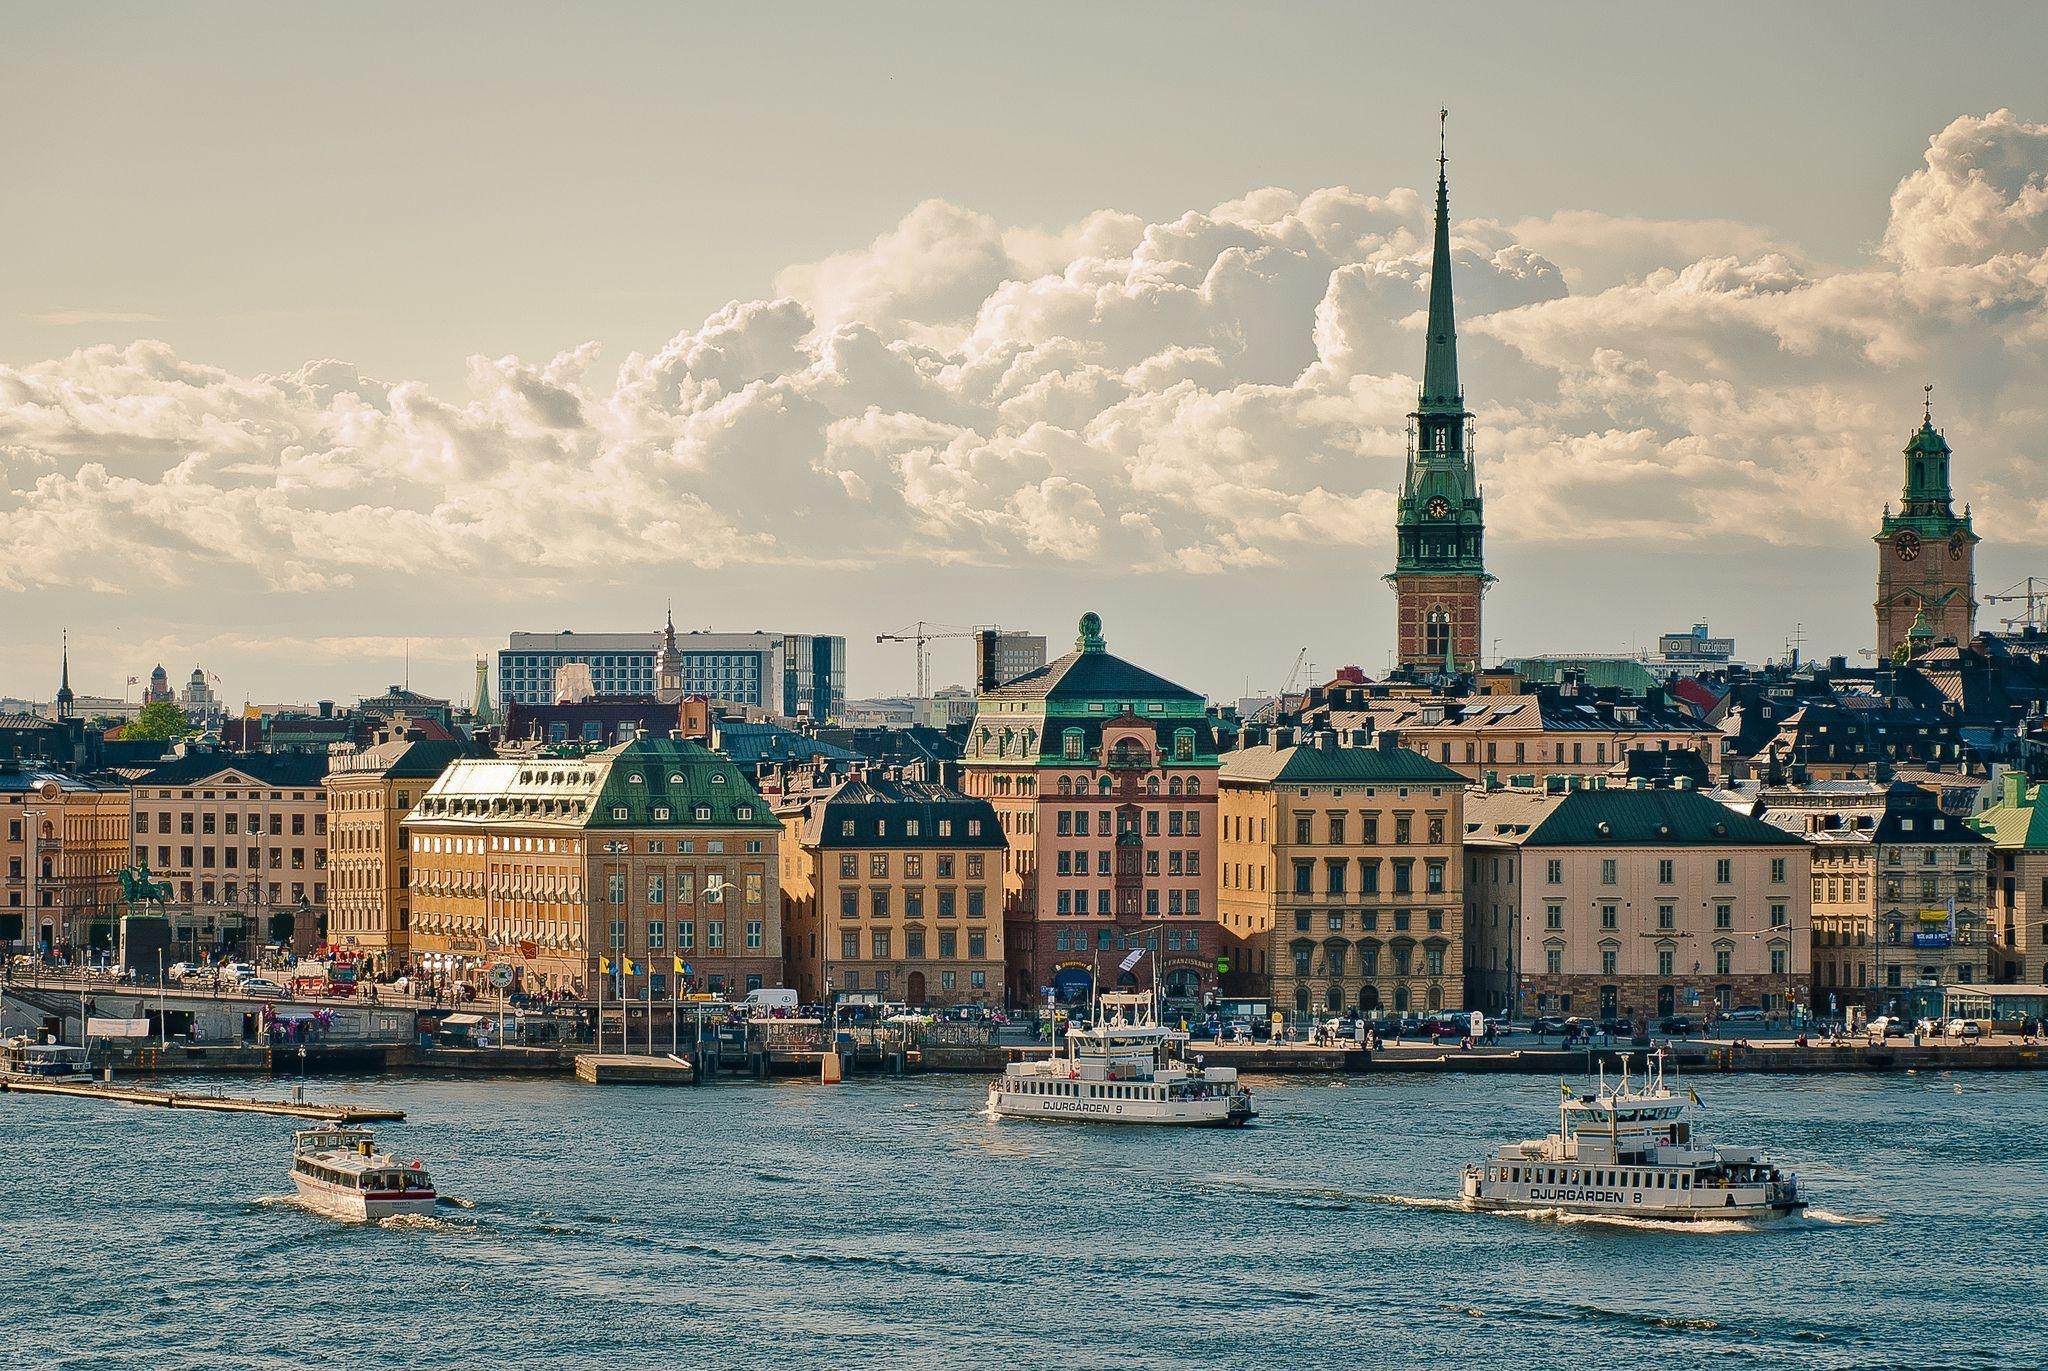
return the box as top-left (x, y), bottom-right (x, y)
top-left (1218, 734), bottom-right (1466, 1018)
top-left (125, 748), bottom-right (329, 956)
top-left (405, 732), bottom-right (782, 999)
top-left (1464, 781), bottom-right (1812, 1023)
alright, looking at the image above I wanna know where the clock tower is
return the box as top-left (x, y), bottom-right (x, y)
top-left (1875, 390), bottom-right (1977, 661)
top-left (1387, 113), bottom-right (1491, 673)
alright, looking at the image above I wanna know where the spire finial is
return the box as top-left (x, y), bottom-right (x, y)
top-left (1923, 382), bottom-right (1934, 425)
top-left (1439, 108), bottom-right (1448, 177)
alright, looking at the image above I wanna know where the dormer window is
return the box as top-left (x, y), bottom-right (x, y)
top-left (735, 805), bottom-right (754, 821)
top-left (693, 804), bottom-right (712, 821)
top-left (628, 773), bottom-right (644, 784)
top-left (711, 774), bottom-right (727, 785)
top-left (611, 806), bottom-right (629, 820)
top-left (653, 806), bottom-right (671, 821)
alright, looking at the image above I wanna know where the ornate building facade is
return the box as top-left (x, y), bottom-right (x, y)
top-left (1388, 118), bottom-right (1490, 672)
top-left (1876, 399), bottom-right (1977, 660)
top-left (958, 613), bottom-right (1223, 1010)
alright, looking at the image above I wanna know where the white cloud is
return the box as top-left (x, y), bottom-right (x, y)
top-left (4, 110), bottom-right (2048, 610)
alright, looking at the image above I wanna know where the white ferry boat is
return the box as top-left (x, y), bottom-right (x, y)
top-left (988, 991), bottom-right (1254, 1127)
top-left (1459, 1054), bottom-right (1804, 1222)
top-left (0, 1035), bottom-right (88, 1078)
top-left (289, 1125), bottom-right (438, 1220)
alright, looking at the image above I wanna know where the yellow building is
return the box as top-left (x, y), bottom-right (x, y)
top-left (778, 775), bottom-right (1007, 1006)
top-left (3, 763), bottom-right (129, 956)
top-left (325, 730), bottom-right (469, 972)
top-left (405, 733), bottom-right (782, 999)
top-left (1219, 733), bottom-right (1467, 1019)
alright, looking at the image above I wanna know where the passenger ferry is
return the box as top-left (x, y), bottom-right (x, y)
top-left (1459, 1054), bottom-right (1804, 1222)
top-left (289, 1125), bottom-right (438, 1220)
top-left (988, 991), bottom-right (1254, 1127)
top-left (0, 1035), bottom-right (88, 1078)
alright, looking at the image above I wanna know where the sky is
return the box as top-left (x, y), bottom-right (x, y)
top-left (4, 2), bottom-right (2048, 708)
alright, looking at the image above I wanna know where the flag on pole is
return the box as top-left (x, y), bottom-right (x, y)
top-left (1118, 947), bottom-right (1145, 973)
top-left (599, 956), bottom-right (613, 975)
top-left (624, 958), bottom-right (639, 976)
top-left (673, 956), bottom-right (686, 975)
top-left (1686, 1086), bottom-right (1705, 1108)
top-left (1559, 1080), bottom-right (1573, 1098)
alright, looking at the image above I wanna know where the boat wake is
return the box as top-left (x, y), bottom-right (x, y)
top-left (376, 1212), bottom-right (476, 1234)
top-left (1798, 1207), bottom-right (1883, 1227)
top-left (436, 1195), bottom-right (477, 1209)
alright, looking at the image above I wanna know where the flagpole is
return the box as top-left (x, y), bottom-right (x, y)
top-left (596, 957), bottom-right (603, 1055)
top-left (671, 960), bottom-right (680, 1056)
top-left (645, 964), bottom-right (653, 1057)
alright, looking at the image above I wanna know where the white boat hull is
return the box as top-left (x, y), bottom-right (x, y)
top-left (1460, 1173), bottom-right (1803, 1223)
top-left (988, 1085), bottom-right (1253, 1127)
top-left (291, 1171), bottom-right (438, 1221)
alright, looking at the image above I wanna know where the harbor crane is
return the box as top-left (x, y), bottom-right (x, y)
top-left (875, 621), bottom-right (996, 698)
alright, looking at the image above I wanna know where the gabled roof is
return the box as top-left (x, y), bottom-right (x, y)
top-left (1218, 741), bottom-right (1464, 786)
top-left (586, 735), bottom-right (779, 830)
top-left (1971, 778), bottom-right (2048, 849)
top-left (981, 648), bottom-right (1201, 705)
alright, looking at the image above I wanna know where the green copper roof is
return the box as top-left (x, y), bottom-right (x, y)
top-left (1419, 116), bottom-right (1462, 415)
top-left (586, 735), bottom-right (779, 829)
top-left (1522, 789), bottom-right (1809, 848)
top-left (1970, 778), bottom-right (2048, 849)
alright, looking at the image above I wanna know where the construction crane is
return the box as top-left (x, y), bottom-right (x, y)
top-left (1280, 646), bottom-right (1313, 696)
top-left (876, 622), bottom-right (992, 698)
top-left (1985, 577), bottom-right (2048, 632)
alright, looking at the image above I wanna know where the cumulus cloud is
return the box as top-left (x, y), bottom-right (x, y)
top-left (5, 111), bottom-right (2048, 603)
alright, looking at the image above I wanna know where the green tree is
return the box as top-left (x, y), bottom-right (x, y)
top-left (122, 700), bottom-right (193, 741)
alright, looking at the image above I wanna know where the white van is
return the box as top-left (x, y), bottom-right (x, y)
top-left (742, 988), bottom-right (800, 1012)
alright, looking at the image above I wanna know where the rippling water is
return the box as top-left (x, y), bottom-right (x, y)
top-left (4, 1068), bottom-right (2045, 1369)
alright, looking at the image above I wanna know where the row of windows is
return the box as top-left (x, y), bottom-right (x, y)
top-left (1538, 944), bottom-right (1787, 976)
top-left (1274, 811), bottom-right (1447, 846)
top-left (1290, 942), bottom-right (1447, 977)
top-left (1052, 928), bottom-right (1200, 953)
top-left (136, 811), bottom-right (320, 836)
top-left (836, 888), bottom-right (989, 919)
top-left (1054, 889), bottom-right (1203, 915)
top-left (836, 853), bottom-right (986, 879)
top-left (1540, 901), bottom-right (1785, 930)
top-left (1283, 857), bottom-right (1445, 897)
top-left (1057, 849), bottom-right (1200, 877)
top-left (608, 916), bottom-right (762, 951)
top-left (135, 846), bottom-right (319, 871)
top-left (1054, 809), bottom-right (1202, 837)
top-left (1536, 857), bottom-right (1791, 885)
top-left (839, 929), bottom-right (988, 960)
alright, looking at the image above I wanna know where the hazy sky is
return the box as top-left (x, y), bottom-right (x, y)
top-left (5, 2), bottom-right (2048, 708)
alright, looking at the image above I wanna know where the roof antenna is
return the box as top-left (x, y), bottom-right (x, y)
top-left (1923, 382), bottom-right (1934, 424)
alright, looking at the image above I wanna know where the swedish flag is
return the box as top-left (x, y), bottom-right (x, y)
top-left (1686, 1086), bottom-right (1704, 1108)
top-left (624, 958), bottom-right (639, 976)
top-left (599, 956), bottom-right (613, 976)
top-left (1560, 1080), bottom-right (1573, 1098)
top-left (673, 956), bottom-right (686, 975)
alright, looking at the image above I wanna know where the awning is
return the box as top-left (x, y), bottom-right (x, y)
top-left (440, 1013), bottom-right (487, 1028)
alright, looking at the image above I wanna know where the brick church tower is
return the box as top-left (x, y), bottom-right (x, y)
top-left (1875, 390), bottom-right (1977, 661)
top-left (1387, 113), bottom-right (1491, 673)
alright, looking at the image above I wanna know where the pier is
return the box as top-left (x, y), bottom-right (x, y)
top-left (0, 1074), bottom-right (404, 1122)
top-left (574, 1053), bottom-right (696, 1086)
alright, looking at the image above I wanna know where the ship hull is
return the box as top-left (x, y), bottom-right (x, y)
top-left (988, 1089), bottom-right (1253, 1127)
top-left (291, 1171), bottom-right (438, 1221)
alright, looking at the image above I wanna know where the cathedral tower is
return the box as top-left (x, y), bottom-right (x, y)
top-left (1876, 388), bottom-right (1977, 660)
top-left (1387, 112), bottom-right (1491, 673)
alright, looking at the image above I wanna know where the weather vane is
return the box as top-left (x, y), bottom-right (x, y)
top-left (1923, 382), bottom-right (1934, 422)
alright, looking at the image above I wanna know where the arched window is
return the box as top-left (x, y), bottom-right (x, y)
top-left (1057, 777), bottom-right (1071, 796)
top-left (1061, 729), bottom-right (1084, 760)
top-left (1425, 606), bottom-right (1452, 662)
top-left (1097, 777), bottom-right (1113, 795)
top-left (1326, 985), bottom-right (1345, 1013)
top-left (1145, 776), bottom-right (1159, 795)
top-left (1168, 776), bottom-right (1183, 796)
top-left (1184, 777), bottom-right (1200, 796)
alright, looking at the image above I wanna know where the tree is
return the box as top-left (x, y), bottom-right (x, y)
top-left (122, 701), bottom-right (193, 741)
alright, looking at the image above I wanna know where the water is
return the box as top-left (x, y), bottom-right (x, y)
top-left (4, 1069), bottom-right (2045, 1369)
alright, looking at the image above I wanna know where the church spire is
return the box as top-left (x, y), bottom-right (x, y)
top-left (56, 630), bottom-right (74, 719)
top-left (1420, 108), bottom-right (1463, 413)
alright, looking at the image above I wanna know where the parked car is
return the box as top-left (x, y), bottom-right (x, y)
top-left (218, 962), bottom-right (256, 986)
top-left (168, 961), bottom-right (210, 983)
top-left (1946, 1019), bottom-right (1983, 1042)
top-left (1658, 1015), bottom-right (1698, 1036)
top-left (238, 977), bottom-right (287, 997)
top-left (1722, 1005), bottom-right (1765, 1022)
top-left (1531, 1016), bottom-right (1568, 1035)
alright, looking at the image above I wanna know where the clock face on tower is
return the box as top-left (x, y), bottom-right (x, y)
top-left (1425, 496), bottom-right (1451, 519)
top-left (1896, 531), bottom-right (1921, 562)
top-left (1949, 534), bottom-right (1966, 561)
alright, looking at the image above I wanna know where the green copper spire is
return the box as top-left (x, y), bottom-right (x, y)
top-left (1420, 108), bottom-right (1462, 414)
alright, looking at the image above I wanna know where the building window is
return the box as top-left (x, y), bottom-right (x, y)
top-left (1600, 945), bottom-right (1618, 975)
top-left (1658, 948), bottom-right (1675, 977)
top-left (648, 921), bottom-right (665, 950)
top-left (608, 873), bottom-right (625, 904)
top-left (1600, 860), bottom-right (1617, 885)
top-left (1545, 946), bottom-right (1563, 975)
top-left (1600, 903), bottom-right (1617, 930)
top-left (746, 920), bottom-right (763, 950)
top-left (872, 930), bottom-right (891, 959)
top-left (1715, 903), bottom-right (1732, 929)
top-left (707, 920), bottom-right (724, 950)
top-left (1770, 857), bottom-right (1787, 883)
top-left (1716, 858), bottom-right (1733, 884)
top-left (648, 874), bottom-right (664, 904)
top-left (1657, 859), bottom-right (1674, 884)
top-left (841, 930), bottom-right (859, 960)
top-left (1657, 903), bottom-right (1675, 930)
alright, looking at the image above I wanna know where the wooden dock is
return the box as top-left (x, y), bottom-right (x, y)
top-left (0, 1074), bottom-right (404, 1122)
top-left (574, 1053), bottom-right (696, 1086)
